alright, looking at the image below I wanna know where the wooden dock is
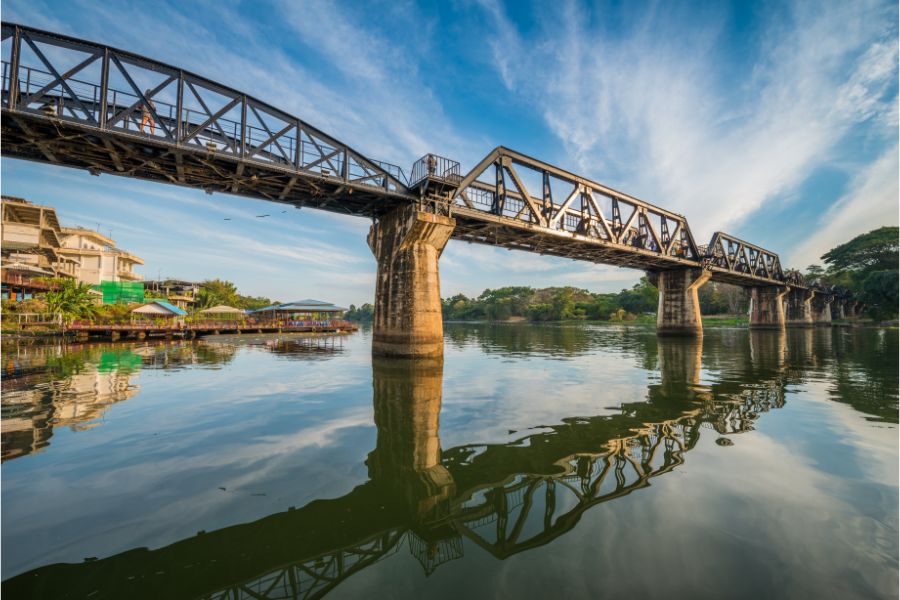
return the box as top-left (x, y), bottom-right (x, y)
top-left (64, 320), bottom-right (359, 341)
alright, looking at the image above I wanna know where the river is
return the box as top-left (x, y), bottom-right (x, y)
top-left (1, 324), bottom-right (897, 599)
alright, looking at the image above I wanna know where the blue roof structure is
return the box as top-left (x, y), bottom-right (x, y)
top-left (250, 300), bottom-right (347, 313)
top-left (148, 300), bottom-right (188, 316)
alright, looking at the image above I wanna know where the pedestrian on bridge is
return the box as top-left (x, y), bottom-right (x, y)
top-left (140, 89), bottom-right (156, 135)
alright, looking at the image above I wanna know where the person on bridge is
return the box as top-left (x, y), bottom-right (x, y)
top-left (140, 89), bottom-right (156, 135)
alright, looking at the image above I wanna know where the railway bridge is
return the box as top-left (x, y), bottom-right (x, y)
top-left (0, 23), bottom-right (856, 357)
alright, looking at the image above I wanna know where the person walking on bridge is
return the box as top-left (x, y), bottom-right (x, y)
top-left (140, 89), bottom-right (156, 135)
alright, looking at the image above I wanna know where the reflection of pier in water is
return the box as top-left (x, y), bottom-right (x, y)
top-left (5, 330), bottom-right (818, 600)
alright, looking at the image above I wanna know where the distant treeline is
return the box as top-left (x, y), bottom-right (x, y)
top-left (441, 279), bottom-right (747, 322)
top-left (345, 303), bottom-right (375, 322)
top-left (345, 279), bottom-right (749, 323)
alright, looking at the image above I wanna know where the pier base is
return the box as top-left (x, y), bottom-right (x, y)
top-left (369, 205), bottom-right (455, 358)
top-left (811, 294), bottom-right (833, 326)
top-left (648, 268), bottom-right (710, 336)
top-left (785, 289), bottom-right (815, 328)
top-left (831, 301), bottom-right (845, 320)
top-left (749, 286), bottom-right (789, 329)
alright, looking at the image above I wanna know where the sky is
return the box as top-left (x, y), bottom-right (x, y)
top-left (1, 0), bottom-right (897, 307)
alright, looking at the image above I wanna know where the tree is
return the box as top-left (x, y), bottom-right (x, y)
top-left (193, 279), bottom-right (274, 311)
top-left (196, 279), bottom-right (239, 309)
top-left (550, 288), bottom-right (576, 320)
top-left (346, 303), bottom-right (374, 322)
top-left (860, 271), bottom-right (899, 319)
top-left (805, 264), bottom-right (825, 279)
top-left (819, 227), bottom-right (898, 321)
top-left (822, 227), bottom-right (899, 274)
top-left (615, 277), bottom-right (658, 314)
top-left (45, 280), bottom-right (99, 321)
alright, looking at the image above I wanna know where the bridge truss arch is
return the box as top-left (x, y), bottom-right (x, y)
top-left (1, 22), bottom-right (410, 218)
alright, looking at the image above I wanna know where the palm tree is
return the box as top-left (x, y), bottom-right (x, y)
top-left (45, 280), bottom-right (100, 321)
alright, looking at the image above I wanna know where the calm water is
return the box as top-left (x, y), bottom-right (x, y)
top-left (1, 325), bottom-right (897, 599)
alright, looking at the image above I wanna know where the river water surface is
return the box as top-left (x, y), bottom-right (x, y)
top-left (1, 324), bottom-right (897, 599)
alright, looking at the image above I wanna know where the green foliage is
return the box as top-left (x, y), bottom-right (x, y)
top-left (822, 227), bottom-right (898, 274)
top-left (818, 227), bottom-right (899, 320)
top-left (94, 303), bottom-right (134, 323)
top-left (698, 282), bottom-right (748, 315)
top-left (805, 264), bottom-right (825, 280)
top-left (442, 279), bottom-right (660, 322)
top-left (45, 280), bottom-right (99, 321)
top-left (1, 298), bottom-right (49, 314)
top-left (195, 279), bottom-right (239, 309)
top-left (550, 288), bottom-right (576, 320)
top-left (345, 303), bottom-right (374, 322)
top-left (860, 270), bottom-right (899, 320)
top-left (615, 277), bottom-right (658, 314)
top-left (195, 279), bottom-right (276, 311)
top-left (525, 303), bottom-right (554, 321)
top-left (442, 294), bottom-right (485, 320)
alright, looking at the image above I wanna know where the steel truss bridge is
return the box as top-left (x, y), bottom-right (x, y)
top-left (0, 22), bottom-right (841, 293)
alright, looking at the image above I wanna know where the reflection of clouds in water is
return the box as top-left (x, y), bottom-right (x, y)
top-left (2, 334), bottom-right (378, 575)
top-left (441, 352), bottom-right (649, 448)
top-left (441, 323), bottom-right (661, 448)
top-left (3, 327), bottom-right (897, 596)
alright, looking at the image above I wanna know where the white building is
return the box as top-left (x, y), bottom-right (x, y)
top-left (58, 227), bottom-right (144, 285)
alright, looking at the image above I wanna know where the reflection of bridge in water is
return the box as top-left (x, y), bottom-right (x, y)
top-left (5, 330), bottom-right (825, 600)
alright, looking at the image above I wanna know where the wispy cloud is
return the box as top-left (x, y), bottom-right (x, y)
top-left (475, 0), bottom-right (898, 244)
top-left (790, 143), bottom-right (899, 268)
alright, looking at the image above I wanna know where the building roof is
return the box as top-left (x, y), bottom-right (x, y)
top-left (60, 226), bottom-right (116, 247)
top-left (1, 261), bottom-right (56, 275)
top-left (250, 300), bottom-right (347, 313)
top-left (197, 305), bottom-right (245, 314)
top-left (285, 299), bottom-right (333, 306)
top-left (132, 300), bottom-right (188, 316)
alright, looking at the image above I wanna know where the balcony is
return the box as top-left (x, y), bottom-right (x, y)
top-left (117, 269), bottom-right (143, 281)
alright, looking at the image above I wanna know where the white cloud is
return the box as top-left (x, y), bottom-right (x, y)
top-left (476, 0), bottom-right (898, 244)
top-left (789, 143), bottom-right (899, 268)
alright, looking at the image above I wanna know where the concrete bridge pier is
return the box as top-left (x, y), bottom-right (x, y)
top-left (831, 300), bottom-right (846, 320)
top-left (749, 286), bottom-right (789, 329)
top-left (648, 269), bottom-right (710, 336)
top-left (811, 294), bottom-right (833, 326)
top-left (784, 289), bottom-right (815, 327)
top-left (369, 205), bottom-right (455, 358)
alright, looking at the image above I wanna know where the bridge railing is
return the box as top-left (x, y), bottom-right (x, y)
top-left (1, 22), bottom-right (410, 195)
top-left (409, 153), bottom-right (461, 188)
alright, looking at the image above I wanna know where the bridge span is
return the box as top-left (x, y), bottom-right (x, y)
top-left (0, 23), bottom-right (855, 357)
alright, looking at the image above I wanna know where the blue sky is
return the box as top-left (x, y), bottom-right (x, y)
top-left (2, 0), bottom-right (897, 306)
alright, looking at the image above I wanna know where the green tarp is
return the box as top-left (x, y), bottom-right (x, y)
top-left (93, 280), bottom-right (144, 304)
